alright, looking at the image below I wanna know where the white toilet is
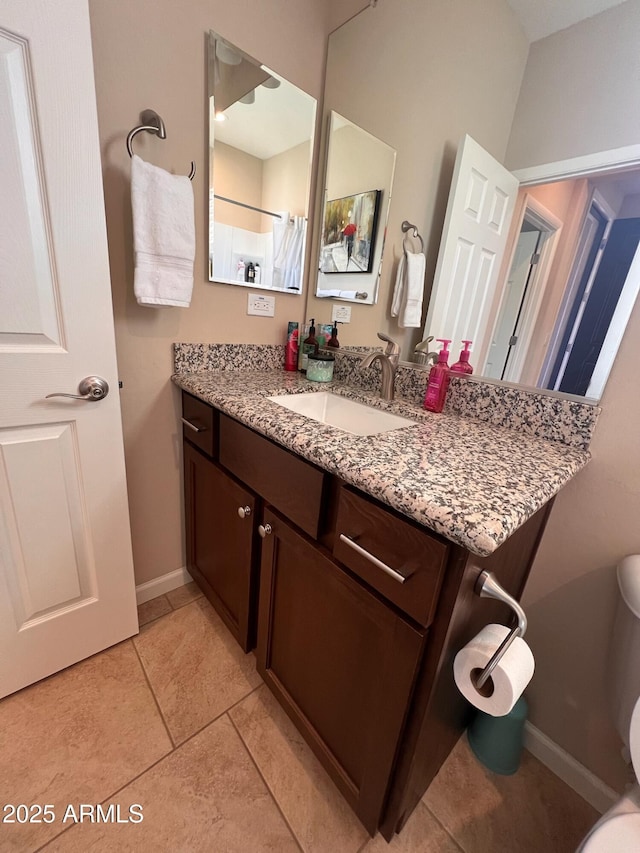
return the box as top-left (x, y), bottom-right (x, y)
top-left (578, 555), bottom-right (640, 852)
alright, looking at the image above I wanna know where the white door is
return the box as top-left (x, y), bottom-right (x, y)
top-left (484, 228), bottom-right (541, 379)
top-left (0, 0), bottom-right (137, 698)
top-left (423, 135), bottom-right (519, 353)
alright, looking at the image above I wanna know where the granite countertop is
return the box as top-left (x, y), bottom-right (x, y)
top-left (172, 368), bottom-right (591, 557)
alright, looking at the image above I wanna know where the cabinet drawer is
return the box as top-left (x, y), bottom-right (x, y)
top-left (333, 488), bottom-right (448, 627)
top-left (181, 392), bottom-right (217, 458)
top-left (219, 414), bottom-right (325, 538)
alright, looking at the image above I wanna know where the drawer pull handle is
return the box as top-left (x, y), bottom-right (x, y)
top-left (181, 417), bottom-right (206, 433)
top-left (339, 534), bottom-right (412, 585)
top-left (237, 505), bottom-right (251, 519)
top-left (258, 523), bottom-right (272, 538)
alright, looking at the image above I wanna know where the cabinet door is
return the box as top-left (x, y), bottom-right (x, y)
top-left (183, 441), bottom-right (257, 651)
top-left (256, 508), bottom-right (425, 834)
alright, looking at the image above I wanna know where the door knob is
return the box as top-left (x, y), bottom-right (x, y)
top-left (46, 376), bottom-right (109, 401)
top-left (237, 506), bottom-right (252, 519)
top-left (258, 523), bottom-right (272, 538)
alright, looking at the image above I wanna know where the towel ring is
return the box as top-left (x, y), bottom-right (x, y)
top-left (126, 109), bottom-right (196, 181)
top-left (401, 220), bottom-right (424, 253)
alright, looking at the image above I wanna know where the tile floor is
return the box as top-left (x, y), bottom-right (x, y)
top-left (0, 582), bottom-right (599, 852)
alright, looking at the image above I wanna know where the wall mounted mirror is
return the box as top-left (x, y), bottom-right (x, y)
top-left (312, 2), bottom-right (640, 402)
top-left (208, 31), bottom-right (316, 294)
top-left (421, 138), bottom-right (640, 401)
top-left (315, 112), bottom-right (396, 305)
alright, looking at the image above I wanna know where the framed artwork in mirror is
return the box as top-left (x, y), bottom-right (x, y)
top-left (320, 189), bottom-right (381, 274)
top-left (315, 112), bottom-right (396, 304)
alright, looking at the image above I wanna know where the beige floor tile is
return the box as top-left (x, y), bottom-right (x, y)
top-left (134, 597), bottom-right (261, 744)
top-left (422, 734), bottom-right (599, 853)
top-left (166, 581), bottom-right (203, 609)
top-left (137, 594), bottom-right (172, 626)
top-left (0, 641), bottom-right (171, 852)
top-left (361, 802), bottom-right (462, 852)
top-left (45, 714), bottom-right (300, 853)
top-left (230, 684), bottom-right (369, 853)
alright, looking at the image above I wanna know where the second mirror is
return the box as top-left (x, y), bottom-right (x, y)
top-left (316, 112), bottom-right (396, 305)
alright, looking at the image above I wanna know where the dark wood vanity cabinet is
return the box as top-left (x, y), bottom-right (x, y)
top-left (182, 400), bottom-right (259, 651)
top-left (180, 390), bottom-right (552, 840)
top-left (256, 506), bottom-right (425, 834)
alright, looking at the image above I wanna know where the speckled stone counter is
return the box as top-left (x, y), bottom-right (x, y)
top-left (172, 365), bottom-right (592, 557)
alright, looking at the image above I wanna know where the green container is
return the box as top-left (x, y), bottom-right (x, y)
top-left (306, 352), bottom-right (335, 382)
top-left (467, 695), bottom-right (528, 775)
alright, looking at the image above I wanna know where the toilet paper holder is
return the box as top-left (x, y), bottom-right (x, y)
top-left (473, 570), bottom-right (528, 690)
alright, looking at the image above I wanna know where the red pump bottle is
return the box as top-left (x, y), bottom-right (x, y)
top-left (423, 339), bottom-right (451, 413)
top-left (450, 340), bottom-right (474, 375)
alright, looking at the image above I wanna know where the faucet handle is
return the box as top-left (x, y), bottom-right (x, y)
top-left (377, 332), bottom-right (400, 358)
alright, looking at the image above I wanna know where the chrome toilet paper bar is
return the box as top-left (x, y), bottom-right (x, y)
top-left (473, 571), bottom-right (528, 690)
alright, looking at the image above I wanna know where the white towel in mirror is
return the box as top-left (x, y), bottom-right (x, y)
top-left (391, 251), bottom-right (426, 328)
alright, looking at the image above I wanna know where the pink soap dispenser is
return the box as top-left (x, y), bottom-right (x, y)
top-left (424, 338), bottom-right (451, 413)
top-left (450, 340), bottom-right (474, 375)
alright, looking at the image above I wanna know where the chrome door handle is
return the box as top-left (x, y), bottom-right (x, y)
top-left (46, 376), bottom-right (109, 401)
top-left (339, 534), bottom-right (413, 584)
top-left (237, 506), bottom-right (252, 519)
top-left (258, 523), bottom-right (272, 538)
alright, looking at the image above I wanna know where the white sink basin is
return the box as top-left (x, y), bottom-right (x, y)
top-left (268, 392), bottom-right (415, 436)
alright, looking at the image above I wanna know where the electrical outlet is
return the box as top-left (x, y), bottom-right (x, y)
top-left (332, 304), bottom-right (351, 323)
top-left (247, 293), bottom-right (275, 317)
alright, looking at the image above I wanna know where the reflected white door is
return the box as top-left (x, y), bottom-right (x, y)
top-left (423, 135), bottom-right (519, 351)
top-left (0, 0), bottom-right (137, 699)
top-left (484, 228), bottom-right (541, 379)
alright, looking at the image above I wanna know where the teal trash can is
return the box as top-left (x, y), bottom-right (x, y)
top-left (467, 695), bottom-right (528, 775)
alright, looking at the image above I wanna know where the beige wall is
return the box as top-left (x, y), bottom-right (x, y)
top-left (88, 0), bottom-right (327, 585)
top-left (506, 0), bottom-right (640, 170)
top-left (315, 0), bottom-right (529, 354)
top-left (327, 0), bottom-right (370, 34)
top-left (507, 2), bottom-right (640, 792)
top-left (212, 142), bottom-right (263, 231)
top-left (262, 140), bottom-right (312, 221)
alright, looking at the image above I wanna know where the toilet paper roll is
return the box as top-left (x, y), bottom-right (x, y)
top-left (453, 623), bottom-right (535, 717)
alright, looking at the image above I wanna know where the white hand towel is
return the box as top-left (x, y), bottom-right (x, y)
top-left (131, 154), bottom-right (195, 307)
top-left (391, 250), bottom-right (426, 328)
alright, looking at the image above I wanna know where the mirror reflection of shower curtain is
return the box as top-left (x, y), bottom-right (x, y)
top-left (273, 213), bottom-right (306, 290)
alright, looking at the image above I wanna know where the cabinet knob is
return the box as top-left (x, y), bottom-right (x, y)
top-left (237, 506), bottom-right (252, 519)
top-left (258, 523), bottom-right (272, 538)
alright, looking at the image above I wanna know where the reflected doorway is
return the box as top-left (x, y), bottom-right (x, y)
top-left (485, 210), bottom-right (557, 381)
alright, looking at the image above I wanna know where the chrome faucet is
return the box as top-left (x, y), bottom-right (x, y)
top-left (360, 333), bottom-right (401, 400)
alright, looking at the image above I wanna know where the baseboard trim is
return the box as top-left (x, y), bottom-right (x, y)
top-left (524, 722), bottom-right (619, 814)
top-left (135, 567), bottom-right (193, 605)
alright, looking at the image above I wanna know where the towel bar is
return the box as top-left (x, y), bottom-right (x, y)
top-left (401, 220), bottom-right (424, 253)
top-left (126, 109), bottom-right (196, 181)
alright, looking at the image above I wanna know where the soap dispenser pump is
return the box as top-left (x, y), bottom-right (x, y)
top-left (300, 319), bottom-right (319, 373)
top-left (327, 321), bottom-right (341, 348)
top-left (424, 338), bottom-right (451, 413)
top-left (450, 340), bottom-right (474, 375)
